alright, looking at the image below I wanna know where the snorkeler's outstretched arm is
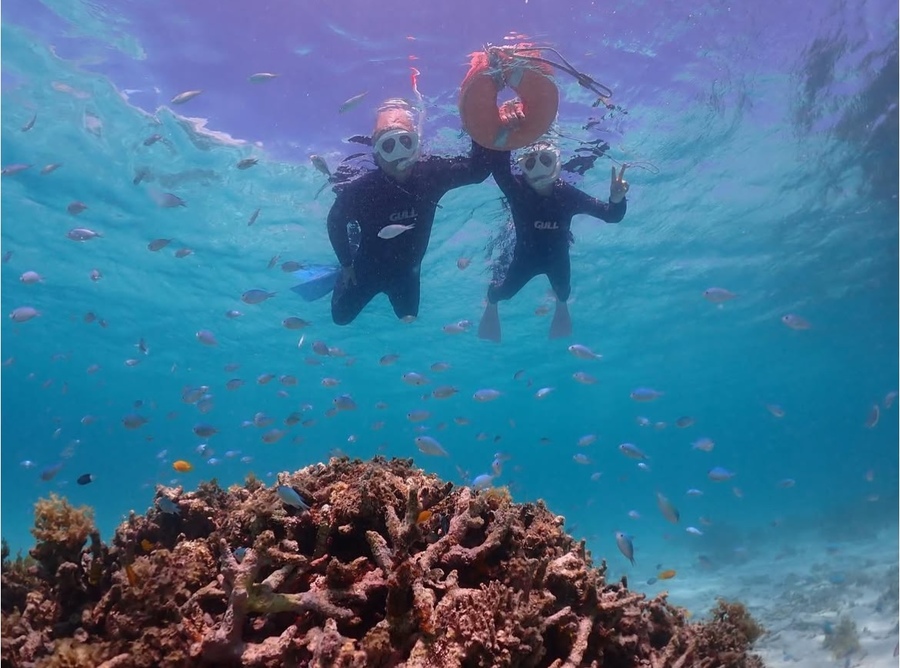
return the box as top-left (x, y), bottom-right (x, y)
top-left (487, 148), bottom-right (517, 196)
top-left (433, 140), bottom-right (494, 192)
top-left (568, 165), bottom-right (629, 223)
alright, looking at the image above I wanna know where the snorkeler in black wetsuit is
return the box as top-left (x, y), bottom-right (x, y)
top-left (478, 141), bottom-right (629, 341)
top-left (327, 99), bottom-right (492, 325)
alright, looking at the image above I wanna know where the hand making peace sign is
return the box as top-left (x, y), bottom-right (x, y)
top-left (610, 165), bottom-right (629, 203)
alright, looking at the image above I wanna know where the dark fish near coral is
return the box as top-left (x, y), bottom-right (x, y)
top-left (76, 473), bottom-right (94, 485)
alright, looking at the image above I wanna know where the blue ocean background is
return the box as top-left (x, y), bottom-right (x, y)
top-left (1, 0), bottom-right (897, 628)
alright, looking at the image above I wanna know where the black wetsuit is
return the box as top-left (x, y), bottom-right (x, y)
top-left (327, 142), bottom-right (492, 325)
top-left (488, 152), bottom-right (626, 304)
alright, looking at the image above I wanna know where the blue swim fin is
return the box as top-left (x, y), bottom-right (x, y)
top-left (290, 265), bottom-right (341, 301)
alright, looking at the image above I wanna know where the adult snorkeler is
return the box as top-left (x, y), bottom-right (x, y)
top-left (478, 124), bottom-right (629, 342)
top-left (327, 98), bottom-right (494, 325)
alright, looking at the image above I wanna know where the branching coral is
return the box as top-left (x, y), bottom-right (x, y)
top-left (1, 457), bottom-right (767, 667)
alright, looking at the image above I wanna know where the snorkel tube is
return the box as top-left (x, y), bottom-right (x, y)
top-left (397, 67), bottom-right (425, 171)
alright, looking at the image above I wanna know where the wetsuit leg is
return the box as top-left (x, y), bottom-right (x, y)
top-left (386, 267), bottom-right (421, 320)
top-left (331, 271), bottom-right (381, 325)
top-left (487, 252), bottom-right (540, 304)
top-left (546, 252), bottom-right (572, 302)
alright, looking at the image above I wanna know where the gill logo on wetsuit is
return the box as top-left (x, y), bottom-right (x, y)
top-left (389, 208), bottom-right (418, 223)
top-left (534, 220), bottom-right (559, 230)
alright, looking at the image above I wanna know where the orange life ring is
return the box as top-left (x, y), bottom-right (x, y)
top-left (459, 46), bottom-right (559, 151)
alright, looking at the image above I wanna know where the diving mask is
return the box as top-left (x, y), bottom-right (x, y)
top-left (374, 129), bottom-right (420, 170)
top-left (518, 147), bottom-right (561, 188)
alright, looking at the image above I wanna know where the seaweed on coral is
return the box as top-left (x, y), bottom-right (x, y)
top-left (29, 493), bottom-right (96, 578)
top-left (823, 614), bottom-right (861, 659)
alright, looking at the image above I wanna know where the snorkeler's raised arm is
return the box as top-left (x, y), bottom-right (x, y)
top-left (568, 166), bottom-right (630, 223)
top-left (432, 140), bottom-right (494, 192)
top-left (326, 192), bottom-right (355, 267)
top-left (487, 148), bottom-right (516, 196)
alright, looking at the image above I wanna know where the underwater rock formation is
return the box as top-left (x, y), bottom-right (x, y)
top-left (1, 457), bottom-right (766, 667)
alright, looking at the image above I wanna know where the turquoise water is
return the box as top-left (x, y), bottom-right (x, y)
top-left (1, 4), bottom-right (897, 619)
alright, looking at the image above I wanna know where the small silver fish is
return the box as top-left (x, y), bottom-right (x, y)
top-left (2, 163), bottom-right (31, 176)
top-left (196, 330), bottom-right (218, 346)
top-left (282, 316), bottom-right (311, 330)
top-left (174, 248), bottom-right (193, 258)
top-left (378, 223), bottom-right (415, 239)
top-left (310, 154), bottom-right (331, 177)
top-left (781, 313), bottom-right (811, 330)
top-left (415, 435), bottom-right (448, 457)
top-left (702, 287), bottom-right (736, 303)
top-left (21, 113), bottom-right (36, 132)
top-left (402, 372), bottom-right (429, 386)
top-left (10, 307), bottom-right (40, 323)
top-left (67, 227), bottom-right (102, 241)
top-left (249, 72), bottom-right (279, 83)
top-left (237, 158), bottom-right (258, 170)
top-left (338, 91), bottom-right (368, 114)
top-left (656, 492), bottom-right (680, 524)
top-left (171, 89), bottom-right (203, 105)
top-left (615, 532), bottom-right (635, 565)
top-left (41, 163), bottom-right (62, 175)
top-left (333, 394), bottom-right (357, 411)
top-left (691, 437), bottom-right (715, 452)
top-left (262, 429), bottom-right (286, 444)
top-left (241, 289), bottom-right (276, 304)
top-left (618, 443), bottom-right (648, 460)
top-left (407, 410), bottom-right (431, 422)
top-left (568, 344), bottom-right (601, 360)
top-left (572, 371), bottom-right (597, 385)
top-left (865, 404), bottom-right (879, 428)
top-left (432, 385), bottom-right (458, 399)
top-left (707, 466), bottom-right (736, 482)
top-left (148, 238), bottom-right (172, 252)
top-left (247, 208), bottom-right (261, 226)
top-left (19, 271), bottom-right (44, 284)
top-left (156, 192), bottom-right (187, 208)
top-left (630, 387), bottom-right (663, 402)
top-left (473, 388), bottom-right (502, 402)
top-left (275, 485), bottom-right (310, 510)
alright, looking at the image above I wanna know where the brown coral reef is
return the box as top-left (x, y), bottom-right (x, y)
top-left (2, 457), bottom-right (766, 667)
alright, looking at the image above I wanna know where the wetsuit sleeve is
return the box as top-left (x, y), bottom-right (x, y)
top-left (433, 140), bottom-right (493, 192)
top-left (326, 189), bottom-right (355, 267)
top-left (567, 187), bottom-right (627, 223)
top-left (487, 149), bottom-right (517, 197)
